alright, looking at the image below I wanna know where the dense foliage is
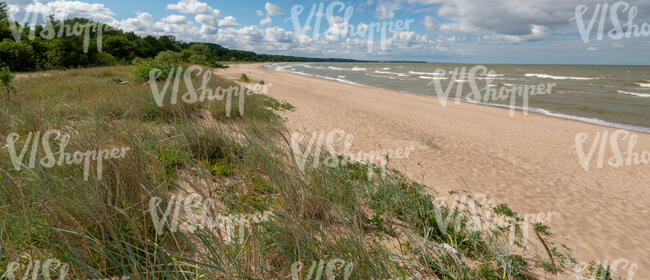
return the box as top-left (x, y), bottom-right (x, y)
top-left (0, 3), bottom-right (360, 72)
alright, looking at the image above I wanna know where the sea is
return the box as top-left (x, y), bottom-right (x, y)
top-left (265, 62), bottom-right (650, 133)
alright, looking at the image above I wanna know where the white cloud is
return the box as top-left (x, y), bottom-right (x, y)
top-left (374, 1), bottom-right (400, 20)
top-left (587, 47), bottom-right (598, 51)
top-left (265, 2), bottom-right (284, 16)
top-left (256, 10), bottom-right (265, 17)
top-left (167, 0), bottom-right (219, 16)
top-left (219, 16), bottom-right (239, 27)
top-left (162, 14), bottom-right (187, 24)
top-left (260, 16), bottom-right (272, 26)
top-left (423, 15), bottom-right (437, 31)
top-left (21, 0), bottom-right (114, 22)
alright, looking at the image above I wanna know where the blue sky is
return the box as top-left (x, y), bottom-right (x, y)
top-left (6, 0), bottom-right (650, 64)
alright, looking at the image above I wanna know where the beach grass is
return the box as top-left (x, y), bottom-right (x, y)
top-left (0, 65), bottom-right (606, 279)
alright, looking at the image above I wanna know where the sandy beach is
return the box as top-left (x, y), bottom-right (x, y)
top-left (221, 63), bottom-right (650, 278)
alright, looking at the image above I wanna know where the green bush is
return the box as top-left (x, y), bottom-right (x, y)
top-left (131, 57), bottom-right (174, 82)
top-left (188, 54), bottom-right (208, 65)
top-left (95, 52), bottom-right (118, 66)
top-left (155, 50), bottom-right (182, 64)
top-left (212, 62), bottom-right (229, 69)
top-left (0, 66), bottom-right (13, 92)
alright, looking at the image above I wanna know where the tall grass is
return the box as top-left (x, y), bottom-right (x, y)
top-left (0, 65), bottom-right (598, 279)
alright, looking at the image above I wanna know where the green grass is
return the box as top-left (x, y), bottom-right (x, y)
top-left (0, 65), bottom-right (595, 279)
top-left (419, 136), bottom-right (440, 149)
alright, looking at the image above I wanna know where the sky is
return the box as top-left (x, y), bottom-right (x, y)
top-left (5, 0), bottom-right (650, 65)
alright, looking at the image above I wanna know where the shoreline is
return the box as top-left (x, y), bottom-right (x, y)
top-left (221, 62), bottom-right (650, 278)
top-left (264, 63), bottom-right (650, 135)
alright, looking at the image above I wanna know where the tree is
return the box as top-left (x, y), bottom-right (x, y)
top-left (155, 50), bottom-right (181, 64)
top-left (0, 66), bottom-right (14, 102)
top-left (0, 1), bottom-right (8, 22)
top-left (189, 43), bottom-right (210, 57)
top-left (0, 39), bottom-right (35, 71)
top-left (103, 36), bottom-right (136, 59)
top-left (188, 54), bottom-right (207, 65)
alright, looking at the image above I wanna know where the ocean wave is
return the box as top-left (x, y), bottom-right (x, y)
top-left (382, 67), bottom-right (391, 70)
top-left (374, 70), bottom-right (410, 76)
top-left (367, 74), bottom-right (397, 79)
top-left (328, 66), bottom-right (367, 71)
top-left (525, 73), bottom-right (598, 80)
top-left (418, 76), bottom-right (448, 80)
top-left (484, 73), bottom-right (505, 77)
top-left (409, 71), bottom-right (443, 75)
top-left (635, 82), bottom-right (650, 87)
top-left (618, 90), bottom-right (650, 98)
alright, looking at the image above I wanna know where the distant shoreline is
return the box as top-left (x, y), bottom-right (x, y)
top-left (260, 62), bottom-right (650, 134)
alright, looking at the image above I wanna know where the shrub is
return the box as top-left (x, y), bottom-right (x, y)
top-left (239, 73), bottom-right (250, 83)
top-left (212, 62), bottom-right (229, 69)
top-left (155, 50), bottom-right (181, 64)
top-left (180, 49), bottom-right (194, 62)
top-left (95, 52), bottom-right (118, 66)
top-left (131, 58), bottom-right (174, 82)
top-left (188, 54), bottom-right (208, 65)
top-left (0, 66), bottom-right (14, 98)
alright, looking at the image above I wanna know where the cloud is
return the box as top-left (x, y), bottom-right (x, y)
top-left (167, 0), bottom-right (219, 16)
top-left (489, 24), bottom-right (550, 43)
top-left (256, 10), bottom-right (265, 17)
top-left (19, 0), bottom-right (115, 22)
top-left (587, 47), bottom-right (598, 51)
top-left (423, 15), bottom-right (437, 31)
top-left (260, 16), bottom-right (272, 26)
top-left (219, 16), bottom-right (239, 27)
top-left (265, 2), bottom-right (284, 16)
top-left (162, 14), bottom-right (187, 24)
top-left (374, 1), bottom-right (400, 20)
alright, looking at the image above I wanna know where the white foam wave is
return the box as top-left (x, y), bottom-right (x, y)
top-left (374, 70), bottom-right (410, 76)
top-left (328, 66), bottom-right (367, 71)
top-left (418, 76), bottom-right (448, 80)
top-left (409, 71), bottom-right (443, 75)
top-left (525, 73), bottom-right (597, 80)
top-left (635, 82), bottom-right (650, 87)
top-left (618, 90), bottom-right (650, 98)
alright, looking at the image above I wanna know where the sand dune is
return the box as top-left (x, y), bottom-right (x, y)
top-left (221, 63), bottom-right (650, 278)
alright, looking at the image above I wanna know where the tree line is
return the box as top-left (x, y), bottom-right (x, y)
top-left (0, 2), bottom-right (361, 72)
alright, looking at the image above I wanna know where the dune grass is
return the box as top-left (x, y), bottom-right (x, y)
top-left (0, 65), bottom-right (611, 279)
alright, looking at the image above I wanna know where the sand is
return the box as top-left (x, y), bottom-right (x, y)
top-left (220, 63), bottom-right (649, 278)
